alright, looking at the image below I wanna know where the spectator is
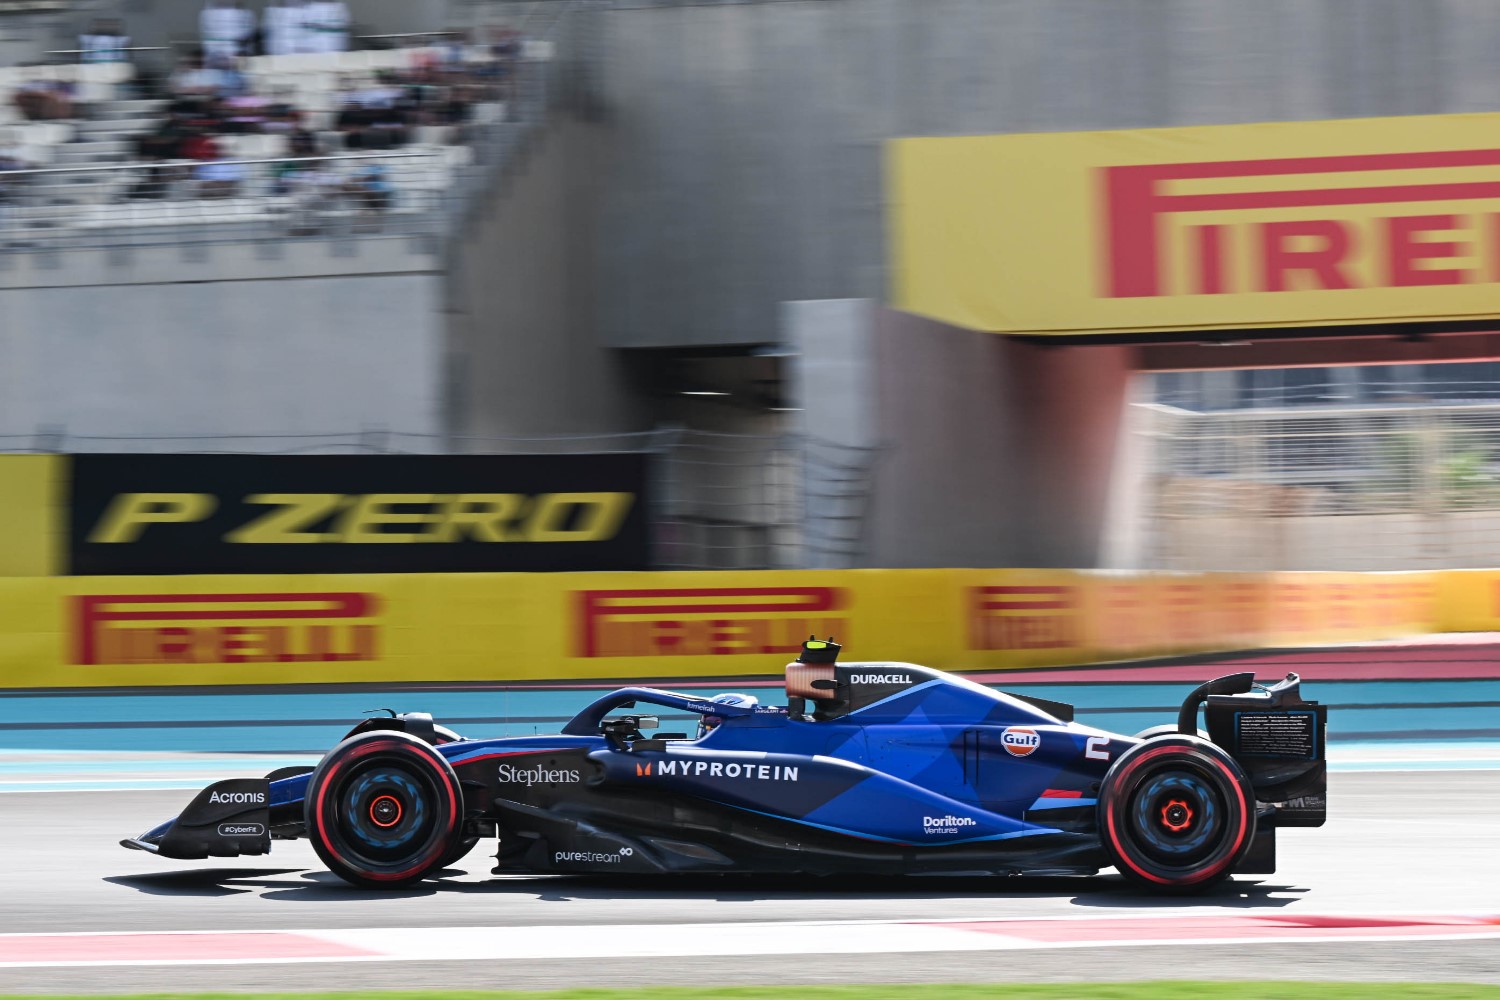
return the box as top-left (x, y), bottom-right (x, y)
top-left (303, 0), bottom-right (349, 54)
top-left (170, 54), bottom-right (229, 97)
top-left (13, 78), bottom-right (74, 121)
top-left (196, 154), bottom-right (246, 198)
top-left (79, 19), bottom-right (131, 64)
top-left (287, 126), bottom-right (319, 157)
top-left (345, 163), bottom-right (392, 217)
top-left (264, 0), bottom-right (309, 57)
top-left (201, 0), bottom-right (256, 65)
top-left (178, 129), bottom-right (221, 162)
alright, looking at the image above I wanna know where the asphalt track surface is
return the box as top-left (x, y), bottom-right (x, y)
top-left (4, 641), bottom-right (1499, 995)
top-left (3, 768), bottom-right (1498, 994)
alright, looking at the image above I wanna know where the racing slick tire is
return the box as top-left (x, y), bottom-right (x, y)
top-left (1098, 735), bottom-right (1255, 892)
top-left (305, 730), bottom-right (463, 888)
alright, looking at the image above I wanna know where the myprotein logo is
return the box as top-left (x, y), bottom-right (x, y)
top-left (968, 586), bottom-right (1081, 651)
top-left (1102, 149), bottom-right (1500, 299)
top-left (73, 593), bottom-right (378, 667)
top-left (1001, 727), bottom-right (1041, 758)
top-left (649, 759), bottom-right (800, 782)
top-left (497, 763), bottom-right (582, 785)
top-left (208, 790), bottom-right (266, 805)
top-left (923, 815), bottom-right (978, 834)
top-left (575, 587), bottom-right (848, 658)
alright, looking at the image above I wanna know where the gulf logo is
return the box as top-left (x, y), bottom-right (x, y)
top-left (1001, 727), bottom-right (1041, 757)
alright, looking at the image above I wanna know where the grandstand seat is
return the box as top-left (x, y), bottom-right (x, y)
top-left (471, 102), bottom-right (506, 125)
top-left (76, 80), bottom-right (114, 103)
top-left (100, 62), bottom-right (134, 86)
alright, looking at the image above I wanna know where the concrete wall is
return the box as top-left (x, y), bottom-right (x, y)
top-left (585, 0), bottom-right (1500, 349)
top-left (863, 310), bottom-right (1133, 569)
top-left (790, 304), bottom-right (1134, 568)
top-left (0, 239), bottom-right (443, 439)
top-left (446, 116), bottom-right (646, 441)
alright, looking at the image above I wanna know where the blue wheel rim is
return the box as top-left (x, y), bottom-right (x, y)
top-left (327, 757), bottom-right (442, 870)
top-left (1127, 766), bottom-right (1224, 867)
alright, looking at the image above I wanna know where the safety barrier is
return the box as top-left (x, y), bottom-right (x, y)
top-left (0, 567), bottom-right (1492, 689)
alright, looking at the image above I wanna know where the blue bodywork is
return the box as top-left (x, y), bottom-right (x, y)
top-left (247, 663), bottom-right (1139, 852)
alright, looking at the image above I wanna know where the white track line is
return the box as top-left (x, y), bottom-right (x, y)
top-left (4, 915), bottom-right (1499, 969)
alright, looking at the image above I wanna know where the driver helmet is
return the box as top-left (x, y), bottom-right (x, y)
top-left (696, 692), bottom-right (758, 739)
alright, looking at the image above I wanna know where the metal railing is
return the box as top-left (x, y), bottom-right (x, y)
top-left (1136, 391), bottom-right (1500, 571)
top-left (0, 149), bottom-right (451, 249)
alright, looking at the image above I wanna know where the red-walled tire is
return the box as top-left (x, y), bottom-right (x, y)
top-left (1098, 735), bottom-right (1255, 892)
top-left (305, 730), bottom-right (462, 888)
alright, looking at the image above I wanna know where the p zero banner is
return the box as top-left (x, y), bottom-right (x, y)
top-left (0, 568), bottom-right (1450, 689)
top-left (66, 453), bottom-right (651, 575)
top-left (889, 112), bottom-right (1500, 335)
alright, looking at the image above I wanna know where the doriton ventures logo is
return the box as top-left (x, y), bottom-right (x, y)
top-left (73, 593), bottom-right (378, 667)
top-left (923, 815), bottom-right (978, 834)
top-left (575, 587), bottom-right (848, 658)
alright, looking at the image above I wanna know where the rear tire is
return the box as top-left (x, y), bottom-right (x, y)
top-left (1098, 735), bottom-right (1254, 892)
top-left (305, 730), bottom-right (463, 888)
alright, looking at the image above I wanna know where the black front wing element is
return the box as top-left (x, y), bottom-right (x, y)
top-left (120, 778), bottom-right (272, 859)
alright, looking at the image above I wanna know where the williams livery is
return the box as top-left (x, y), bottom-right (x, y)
top-left (121, 639), bottom-right (1328, 891)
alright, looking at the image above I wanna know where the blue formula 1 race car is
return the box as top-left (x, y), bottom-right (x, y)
top-left (122, 638), bottom-right (1327, 892)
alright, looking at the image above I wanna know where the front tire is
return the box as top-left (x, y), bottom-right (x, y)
top-left (305, 730), bottom-right (463, 888)
top-left (1098, 735), bottom-right (1254, 892)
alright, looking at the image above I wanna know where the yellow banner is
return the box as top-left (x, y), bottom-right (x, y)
top-left (0, 568), bottom-right (1451, 688)
top-left (889, 113), bottom-right (1500, 335)
top-left (1433, 569), bottom-right (1500, 632)
top-left (0, 455), bottom-right (63, 577)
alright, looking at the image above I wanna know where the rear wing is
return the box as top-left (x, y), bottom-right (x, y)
top-left (1182, 672), bottom-right (1328, 828)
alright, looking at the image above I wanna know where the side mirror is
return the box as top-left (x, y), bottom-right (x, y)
top-left (636, 716), bottom-right (659, 731)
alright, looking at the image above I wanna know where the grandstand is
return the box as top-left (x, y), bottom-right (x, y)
top-left (0, 33), bottom-right (530, 248)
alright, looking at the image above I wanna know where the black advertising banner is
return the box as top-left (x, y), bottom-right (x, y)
top-left (67, 453), bottom-right (652, 575)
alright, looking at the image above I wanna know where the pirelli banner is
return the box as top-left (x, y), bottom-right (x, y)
top-left (0, 568), bottom-right (1455, 688)
top-left (889, 113), bottom-right (1500, 335)
top-left (0, 452), bottom-right (652, 576)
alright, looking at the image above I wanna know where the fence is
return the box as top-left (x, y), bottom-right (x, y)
top-left (1137, 394), bottom-right (1500, 571)
top-left (0, 426), bottom-right (881, 570)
